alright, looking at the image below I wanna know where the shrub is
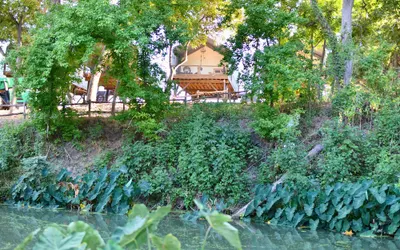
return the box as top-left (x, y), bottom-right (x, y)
top-left (0, 123), bottom-right (43, 171)
top-left (251, 105), bottom-right (301, 141)
top-left (367, 103), bottom-right (400, 184)
top-left (317, 121), bottom-right (370, 185)
top-left (259, 141), bottom-right (309, 186)
top-left (117, 106), bottom-right (257, 206)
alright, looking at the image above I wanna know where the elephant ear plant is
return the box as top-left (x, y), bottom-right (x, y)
top-left (245, 180), bottom-right (400, 238)
top-left (15, 202), bottom-right (242, 250)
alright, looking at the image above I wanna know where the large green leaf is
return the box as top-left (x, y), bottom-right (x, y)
top-left (104, 240), bottom-right (124, 250)
top-left (265, 194), bottom-right (280, 210)
top-left (285, 206), bottom-right (296, 221)
top-left (151, 234), bottom-right (181, 250)
top-left (111, 188), bottom-right (123, 207)
top-left (256, 206), bottom-right (265, 218)
top-left (390, 202), bottom-right (400, 215)
top-left (117, 216), bottom-right (147, 247)
top-left (96, 192), bottom-right (111, 213)
top-left (33, 227), bottom-right (85, 250)
top-left (360, 230), bottom-right (376, 238)
top-left (361, 211), bottom-right (371, 226)
top-left (318, 203), bottom-right (328, 214)
top-left (351, 218), bottom-right (363, 232)
top-left (387, 222), bottom-right (399, 235)
top-left (128, 204), bottom-right (149, 219)
top-left (67, 221), bottom-right (105, 250)
top-left (244, 200), bottom-right (256, 216)
top-left (352, 194), bottom-right (366, 209)
top-left (335, 219), bottom-right (343, 232)
top-left (206, 212), bottom-right (242, 250)
top-left (123, 179), bottom-right (134, 198)
top-left (369, 187), bottom-right (386, 204)
top-left (147, 206), bottom-right (171, 229)
top-left (292, 213), bottom-right (304, 228)
top-left (325, 185), bottom-right (334, 196)
top-left (306, 191), bottom-right (318, 205)
top-left (337, 205), bottom-right (352, 219)
top-left (342, 219), bottom-right (350, 232)
top-left (309, 219), bottom-right (319, 231)
top-left (274, 208), bottom-right (284, 219)
top-left (376, 211), bottom-right (387, 223)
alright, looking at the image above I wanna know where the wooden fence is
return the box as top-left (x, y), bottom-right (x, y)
top-left (0, 91), bottom-right (249, 118)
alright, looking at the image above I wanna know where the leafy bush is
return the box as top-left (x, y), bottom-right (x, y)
top-left (245, 181), bottom-right (400, 238)
top-left (118, 105), bottom-right (257, 206)
top-left (17, 202), bottom-right (242, 250)
top-left (367, 104), bottom-right (400, 184)
top-left (259, 141), bottom-right (309, 186)
top-left (0, 123), bottom-right (43, 171)
top-left (317, 121), bottom-right (370, 185)
top-left (251, 105), bottom-right (301, 141)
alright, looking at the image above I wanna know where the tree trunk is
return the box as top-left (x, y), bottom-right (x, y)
top-left (10, 23), bottom-right (23, 114)
top-left (111, 81), bottom-right (120, 116)
top-left (341, 0), bottom-right (354, 86)
top-left (168, 42), bottom-right (190, 82)
top-left (311, 0), bottom-right (342, 94)
top-left (318, 39), bottom-right (327, 100)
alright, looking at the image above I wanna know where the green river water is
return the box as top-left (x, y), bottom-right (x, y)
top-left (0, 206), bottom-right (399, 250)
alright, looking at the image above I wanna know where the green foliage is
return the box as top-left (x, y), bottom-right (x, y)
top-left (0, 123), bottom-right (43, 172)
top-left (317, 121), bottom-right (370, 185)
top-left (118, 104), bottom-right (256, 206)
top-left (354, 42), bottom-right (400, 98)
top-left (332, 85), bottom-right (379, 125)
top-left (260, 141), bottom-right (309, 186)
top-left (245, 181), bottom-right (400, 237)
top-left (93, 151), bottom-right (116, 168)
top-left (251, 105), bottom-right (301, 141)
top-left (17, 203), bottom-right (242, 250)
top-left (195, 200), bottom-right (242, 250)
top-left (367, 104), bottom-right (400, 184)
top-left (11, 165), bottom-right (141, 214)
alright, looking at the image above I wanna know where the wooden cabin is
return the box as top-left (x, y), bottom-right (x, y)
top-left (172, 39), bottom-right (239, 98)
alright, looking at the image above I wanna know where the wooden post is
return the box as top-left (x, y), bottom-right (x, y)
top-left (184, 91), bottom-right (187, 105)
top-left (88, 100), bottom-right (91, 117)
top-left (23, 102), bottom-right (26, 119)
top-left (105, 89), bottom-right (109, 103)
top-left (111, 81), bottom-right (120, 116)
top-left (123, 100), bottom-right (126, 111)
top-left (223, 79), bottom-right (227, 101)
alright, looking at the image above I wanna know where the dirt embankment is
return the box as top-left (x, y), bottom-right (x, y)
top-left (45, 118), bottom-right (125, 176)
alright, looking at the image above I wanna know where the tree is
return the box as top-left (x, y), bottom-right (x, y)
top-left (341, 0), bottom-right (354, 86)
top-left (0, 0), bottom-right (40, 55)
top-left (12, 0), bottom-right (171, 131)
top-left (224, 0), bottom-right (315, 106)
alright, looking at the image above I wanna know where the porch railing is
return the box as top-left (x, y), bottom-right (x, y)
top-left (176, 65), bottom-right (226, 75)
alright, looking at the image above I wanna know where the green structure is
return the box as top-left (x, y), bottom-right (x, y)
top-left (0, 77), bottom-right (29, 104)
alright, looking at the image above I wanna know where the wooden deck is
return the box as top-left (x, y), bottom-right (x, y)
top-left (173, 74), bottom-right (233, 95)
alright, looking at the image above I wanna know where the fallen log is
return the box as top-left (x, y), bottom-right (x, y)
top-left (305, 144), bottom-right (324, 160)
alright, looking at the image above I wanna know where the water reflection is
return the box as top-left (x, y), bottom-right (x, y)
top-left (0, 206), bottom-right (398, 250)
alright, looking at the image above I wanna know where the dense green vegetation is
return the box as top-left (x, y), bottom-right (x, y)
top-left (0, 0), bottom-right (399, 242)
top-left (245, 181), bottom-right (400, 237)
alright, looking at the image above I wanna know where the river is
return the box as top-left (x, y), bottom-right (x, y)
top-left (0, 206), bottom-right (398, 249)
